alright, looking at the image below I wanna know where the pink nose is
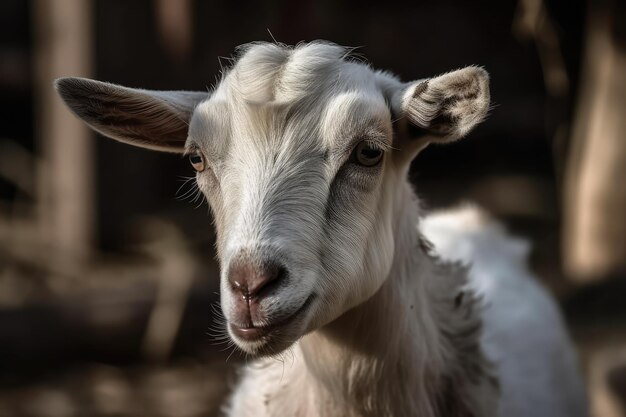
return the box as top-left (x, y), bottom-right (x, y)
top-left (228, 261), bottom-right (285, 299)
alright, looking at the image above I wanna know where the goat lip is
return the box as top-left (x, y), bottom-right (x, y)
top-left (229, 295), bottom-right (315, 342)
top-left (230, 325), bottom-right (268, 341)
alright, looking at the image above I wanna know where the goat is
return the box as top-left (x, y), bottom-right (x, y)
top-left (55, 41), bottom-right (587, 417)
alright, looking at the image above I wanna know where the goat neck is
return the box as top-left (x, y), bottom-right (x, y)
top-left (298, 183), bottom-right (499, 417)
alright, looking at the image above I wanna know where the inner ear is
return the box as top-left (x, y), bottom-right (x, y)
top-left (55, 77), bottom-right (208, 153)
top-left (399, 66), bottom-right (490, 144)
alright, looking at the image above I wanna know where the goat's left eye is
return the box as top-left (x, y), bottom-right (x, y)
top-left (353, 141), bottom-right (384, 167)
top-left (189, 152), bottom-right (205, 172)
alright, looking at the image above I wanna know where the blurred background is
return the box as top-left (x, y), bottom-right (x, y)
top-left (1, 0), bottom-right (625, 416)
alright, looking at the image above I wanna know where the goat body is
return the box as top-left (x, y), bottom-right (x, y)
top-left (55, 41), bottom-right (587, 417)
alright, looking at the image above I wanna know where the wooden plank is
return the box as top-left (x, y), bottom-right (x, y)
top-left (563, 4), bottom-right (626, 282)
top-left (32, 0), bottom-right (95, 266)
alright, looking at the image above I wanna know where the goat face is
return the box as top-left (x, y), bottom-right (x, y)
top-left (55, 42), bottom-right (489, 356)
top-left (189, 92), bottom-right (398, 355)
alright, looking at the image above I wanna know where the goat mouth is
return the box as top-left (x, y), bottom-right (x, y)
top-left (229, 295), bottom-right (315, 344)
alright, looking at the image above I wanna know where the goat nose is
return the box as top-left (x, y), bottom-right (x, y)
top-left (228, 261), bottom-right (286, 299)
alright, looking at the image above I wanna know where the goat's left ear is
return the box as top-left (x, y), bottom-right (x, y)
top-left (389, 66), bottom-right (490, 159)
top-left (55, 77), bottom-right (208, 153)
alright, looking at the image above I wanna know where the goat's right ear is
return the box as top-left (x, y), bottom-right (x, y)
top-left (54, 77), bottom-right (208, 153)
top-left (384, 66), bottom-right (490, 163)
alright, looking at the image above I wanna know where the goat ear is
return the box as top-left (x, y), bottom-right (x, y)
top-left (55, 77), bottom-right (208, 153)
top-left (390, 66), bottom-right (490, 158)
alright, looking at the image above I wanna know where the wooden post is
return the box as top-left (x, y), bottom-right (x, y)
top-left (155, 0), bottom-right (193, 62)
top-left (32, 0), bottom-right (95, 265)
top-left (563, 2), bottom-right (626, 282)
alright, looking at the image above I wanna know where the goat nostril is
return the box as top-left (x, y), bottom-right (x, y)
top-left (228, 261), bottom-right (287, 299)
top-left (230, 279), bottom-right (247, 297)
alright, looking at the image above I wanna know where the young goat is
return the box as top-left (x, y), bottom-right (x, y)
top-left (56, 41), bottom-right (586, 417)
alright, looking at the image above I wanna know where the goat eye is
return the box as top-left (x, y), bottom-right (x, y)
top-left (189, 152), bottom-right (205, 172)
top-left (353, 141), bottom-right (383, 167)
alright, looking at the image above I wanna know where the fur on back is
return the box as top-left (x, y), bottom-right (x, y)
top-left (421, 206), bottom-right (587, 417)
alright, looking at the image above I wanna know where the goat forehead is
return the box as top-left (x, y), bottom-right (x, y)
top-left (191, 100), bottom-right (323, 157)
top-left (188, 42), bottom-right (392, 166)
top-left (191, 91), bottom-right (389, 163)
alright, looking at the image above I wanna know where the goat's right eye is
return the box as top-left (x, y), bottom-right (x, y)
top-left (189, 152), bottom-right (205, 172)
top-left (353, 141), bottom-right (384, 167)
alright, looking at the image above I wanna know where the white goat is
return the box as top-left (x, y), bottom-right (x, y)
top-left (56, 41), bottom-right (587, 417)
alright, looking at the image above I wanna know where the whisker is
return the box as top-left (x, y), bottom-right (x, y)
top-left (175, 176), bottom-right (198, 201)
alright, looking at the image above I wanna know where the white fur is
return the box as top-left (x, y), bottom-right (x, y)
top-left (421, 206), bottom-right (588, 417)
